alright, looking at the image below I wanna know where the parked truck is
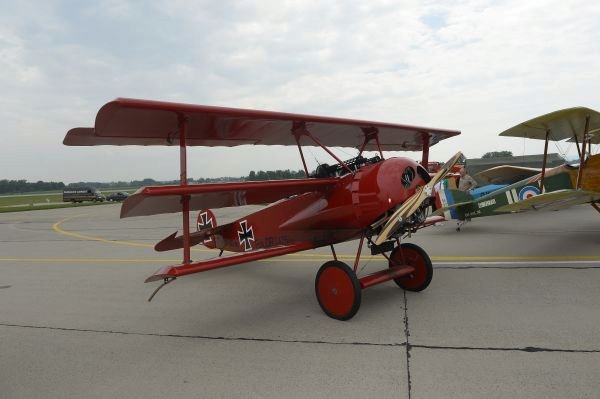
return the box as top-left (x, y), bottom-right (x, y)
top-left (63, 187), bottom-right (105, 203)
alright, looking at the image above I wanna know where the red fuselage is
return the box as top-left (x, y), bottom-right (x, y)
top-left (215, 157), bottom-right (429, 252)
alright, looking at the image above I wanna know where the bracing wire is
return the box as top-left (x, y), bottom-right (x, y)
top-left (334, 146), bottom-right (354, 158)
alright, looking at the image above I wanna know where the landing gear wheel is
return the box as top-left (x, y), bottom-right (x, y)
top-left (389, 243), bottom-right (433, 291)
top-left (315, 261), bottom-right (361, 320)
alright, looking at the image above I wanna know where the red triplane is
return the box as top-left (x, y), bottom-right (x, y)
top-left (64, 98), bottom-right (462, 320)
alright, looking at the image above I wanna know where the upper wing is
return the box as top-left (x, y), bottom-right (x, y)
top-left (494, 189), bottom-right (600, 213)
top-left (475, 165), bottom-right (541, 184)
top-left (120, 178), bottom-right (338, 218)
top-left (499, 107), bottom-right (600, 141)
top-left (63, 98), bottom-right (460, 151)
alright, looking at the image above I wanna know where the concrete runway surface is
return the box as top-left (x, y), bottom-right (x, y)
top-left (1, 204), bottom-right (599, 398)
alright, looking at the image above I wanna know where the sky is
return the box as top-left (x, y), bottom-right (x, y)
top-left (2, 0), bottom-right (600, 183)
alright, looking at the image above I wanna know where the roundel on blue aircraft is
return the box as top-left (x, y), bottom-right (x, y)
top-left (519, 186), bottom-right (540, 200)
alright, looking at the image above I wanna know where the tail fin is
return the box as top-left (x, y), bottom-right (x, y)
top-left (197, 209), bottom-right (217, 249)
top-left (434, 180), bottom-right (474, 220)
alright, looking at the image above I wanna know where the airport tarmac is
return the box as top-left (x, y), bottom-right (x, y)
top-left (1, 204), bottom-right (599, 398)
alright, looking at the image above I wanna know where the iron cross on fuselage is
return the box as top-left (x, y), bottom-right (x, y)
top-left (237, 220), bottom-right (254, 251)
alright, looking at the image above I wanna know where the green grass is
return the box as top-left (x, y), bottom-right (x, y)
top-left (0, 194), bottom-right (64, 207)
top-left (0, 193), bottom-right (122, 213)
top-left (0, 188), bottom-right (136, 213)
top-left (0, 201), bottom-right (112, 213)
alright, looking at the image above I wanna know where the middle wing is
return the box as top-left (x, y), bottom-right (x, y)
top-left (120, 178), bottom-right (338, 218)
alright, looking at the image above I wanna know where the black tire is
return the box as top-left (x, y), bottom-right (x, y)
top-left (315, 260), bottom-right (361, 320)
top-left (388, 243), bottom-right (433, 292)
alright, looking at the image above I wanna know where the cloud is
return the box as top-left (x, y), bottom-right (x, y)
top-left (1, 0), bottom-right (599, 182)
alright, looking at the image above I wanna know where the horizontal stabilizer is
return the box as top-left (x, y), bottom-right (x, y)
top-left (154, 229), bottom-right (216, 252)
top-left (431, 200), bottom-right (472, 216)
top-left (494, 190), bottom-right (600, 213)
top-left (121, 178), bottom-right (337, 218)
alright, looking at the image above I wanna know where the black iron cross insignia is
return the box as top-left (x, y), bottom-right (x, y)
top-left (237, 220), bottom-right (254, 251)
top-left (197, 211), bottom-right (214, 230)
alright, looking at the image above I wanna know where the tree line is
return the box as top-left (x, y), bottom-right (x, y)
top-left (481, 151), bottom-right (513, 159)
top-left (66, 177), bottom-right (244, 189)
top-left (0, 171), bottom-right (305, 195)
top-left (0, 180), bottom-right (65, 194)
top-left (247, 169), bottom-right (305, 181)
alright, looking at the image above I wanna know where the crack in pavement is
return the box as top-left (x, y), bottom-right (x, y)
top-left (1, 323), bottom-right (598, 354)
top-left (411, 344), bottom-right (600, 353)
top-left (435, 265), bottom-right (600, 269)
top-left (403, 290), bottom-right (412, 399)
top-left (0, 323), bottom-right (404, 348)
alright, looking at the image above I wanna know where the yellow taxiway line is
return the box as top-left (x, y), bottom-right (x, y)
top-left (50, 215), bottom-right (600, 263)
top-left (3, 256), bottom-right (600, 264)
top-left (52, 215), bottom-right (155, 249)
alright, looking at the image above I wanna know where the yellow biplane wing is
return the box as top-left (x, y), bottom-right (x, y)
top-left (499, 107), bottom-right (600, 142)
top-left (494, 189), bottom-right (600, 213)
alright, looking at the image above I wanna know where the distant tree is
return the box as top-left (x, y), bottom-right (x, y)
top-left (482, 151), bottom-right (513, 159)
top-left (245, 169), bottom-right (305, 181)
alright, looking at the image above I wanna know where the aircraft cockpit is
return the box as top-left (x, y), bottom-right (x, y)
top-left (311, 155), bottom-right (382, 178)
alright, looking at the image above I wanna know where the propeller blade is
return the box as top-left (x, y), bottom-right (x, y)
top-left (374, 151), bottom-right (463, 245)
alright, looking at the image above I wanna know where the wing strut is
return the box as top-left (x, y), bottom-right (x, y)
top-left (293, 122), bottom-right (354, 174)
top-left (295, 134), bottom-right (310, 177)
top-left (573, 131), bottom-right (582, 159)
top-left (576, 115), bottom-right (591, 189)
top-left (178, 115), bottom-right (191, 265)
top-left (358, 128), bottom-right (385, 160)
top-left (540, 129), bottom-right (550, 192)
top-left (421, 132), bottom-right (430, 166)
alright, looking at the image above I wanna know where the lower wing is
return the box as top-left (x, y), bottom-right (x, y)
top-left (494, 190), bottom-right (600, 212)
